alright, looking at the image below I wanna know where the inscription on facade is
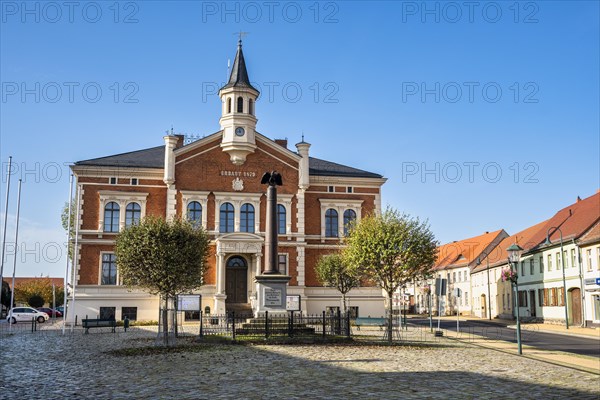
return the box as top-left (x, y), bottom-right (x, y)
top-left (220, 170), bottom-right (257, 178)
top-left (264, 288), bottom-right (282, 306)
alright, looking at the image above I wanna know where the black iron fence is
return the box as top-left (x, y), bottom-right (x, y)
top-left (195, 310), bottom-right (351, 340)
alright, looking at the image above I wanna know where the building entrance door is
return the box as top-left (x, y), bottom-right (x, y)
top-left (529, 291), bottom-right (536, 317)
top-left (225, 256), bottom-right (248, 304)
top-left (481, 294), bottom-right (487, 318)
top-left (569, 288), bottom-right (582, 326)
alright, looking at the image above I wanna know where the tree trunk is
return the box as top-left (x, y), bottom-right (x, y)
top-left (341, 292), bottom-right (347, 314)
top-left (162, 295), bottom-right (169, 346)
top-left (387, 291), bottom-right (393, 344)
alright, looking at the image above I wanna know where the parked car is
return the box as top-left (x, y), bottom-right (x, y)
top-left (56, 306), bottom-right (65, 315)
top-left (36, 307), bottom-right (63, 317)
top-left (7, 307), bottom-right (49, 324)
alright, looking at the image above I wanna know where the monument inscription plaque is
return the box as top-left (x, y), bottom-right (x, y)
top-left (264, 288), bottom-right (282, 306)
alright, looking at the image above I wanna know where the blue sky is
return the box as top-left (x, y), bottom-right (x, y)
top-left (1, 1), bottom-right (599, 278)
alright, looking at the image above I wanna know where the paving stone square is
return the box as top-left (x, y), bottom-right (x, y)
top-left (1, 327), bottom-right (599, 399)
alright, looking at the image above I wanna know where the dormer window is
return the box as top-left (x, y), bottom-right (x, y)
top-left (237, 96), bottom-right (243, 113)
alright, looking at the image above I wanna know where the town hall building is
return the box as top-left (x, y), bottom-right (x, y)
top-left (69, 41), bottom-right (387, 321)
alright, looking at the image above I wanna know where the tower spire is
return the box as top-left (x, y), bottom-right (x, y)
top-left (221, 35), bottom-right (258, 93)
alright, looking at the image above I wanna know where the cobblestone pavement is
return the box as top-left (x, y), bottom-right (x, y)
top-left (1, 327), bottom-right (599, 399)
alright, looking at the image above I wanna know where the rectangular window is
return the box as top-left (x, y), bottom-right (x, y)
top-left (502, 293), bottom-right (505, 309)
top-left (348, 306), bottom-right (359, 318)
top-left (121, 307), bottom-right (137, 321)
top-left (465, 292), bottom-right (468, 306)
top-left (518, 291), bottom-right (527, 307)
top-left (521, 262), bottom-right (525, 277)
top-left (539, 256), bottom-right (544, 273)
top-left (453, 272), bottom-right (456, 283)
top-left (530, 259), bottom-right (534, 275)
top-left (463, 271), bottom-right (467, 281)
top-left (99, 307), bottom-right (116, 320)
top-left (328, 186), bottom-right (334, 193)
top-left (109, 177), bottom-right (117, 185)
top-left (550, 288), bottom-right (557, 306)
top-left (538, 289), bottom-right (544, 306)
top-left (278, 254), bottom-right (288, 275)
top-left (557, 287), bottom-right (565, 306)
top-left (556, 252), bottom-right (561, 270)
top-left (594, 296), bottom-right (600, 321)
top-left (101, 253), bottom-right (117, 285)
top-left (548, 254), bottom-right (552, 271)
top-left (571, 249), bottom-right (576, 268)
top-left (597, 247), bottom-right (600, 270)
top-left (131, 178), bottom-right (138, 185)
top-left (563, 250), bottom-right (568, 268)
top-left (587, 249), bottom-right (593, 271)
top-left (326, 306), bottom-right (340, 315)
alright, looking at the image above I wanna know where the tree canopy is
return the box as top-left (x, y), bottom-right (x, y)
top-left (14, 277), bottom-right (64, 307)
top-left (344, 208), bottom-right (438, 341)
top-left (114, 216), bottom-right (210, 297)
top-left (315, 253), bottom-right (360, 313)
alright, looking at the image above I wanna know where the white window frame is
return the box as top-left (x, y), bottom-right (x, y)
top-left (181, 191), bottom-right (209, 230)
top-left (99, 251), bottom-right (119, 285)
top-left (318, 199), bottom-right (363, 240)
top-left (98, 191), bottom-right (148, 232)
top-left (278, 253), bottom-right (288, 275)
top-left (213, 192), bottom-right (262, 234)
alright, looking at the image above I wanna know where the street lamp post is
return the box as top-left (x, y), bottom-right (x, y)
top-left (545, 227), bottom-right (568, 329)
top-left (507, 243), bottom-right (523, 355)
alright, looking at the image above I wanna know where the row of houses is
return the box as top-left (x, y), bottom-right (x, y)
top-left (410, 191), bottom-right (600, 328)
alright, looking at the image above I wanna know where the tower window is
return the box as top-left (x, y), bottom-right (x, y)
top-left (249, 98), bottom-right (254, 115)
top-left (227, 98), bottom-right (232, 114)
top-left (237, 96), bottom-right (244, 113)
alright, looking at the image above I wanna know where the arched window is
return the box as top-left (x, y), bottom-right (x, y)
top-left (237, 96), bottom-right (244, 113)
top-left (101, 253), bottom-right (117, 285)
top-left (249, 98), bottom-right (254, 115)
top-left (325, 209), bottom-right (338, 238)
top-left (277, 204), bottom-right (286, 235)
top-left (187, 201), bottom-right (202, 226)
top-left (240, 203), bottom-right (255, 233)
top-left (343, 209), bottom-right (356, 236)
top-left (227, 97), bottom-right (232, 113)
top-left (125, 202), bottom-right (141, 227)
top-left (227, 256), bottom-right (247, 268)
top-left (104, 202), bottom-right (120, 232)
top-left (220, 202), bottom-right (234, 233)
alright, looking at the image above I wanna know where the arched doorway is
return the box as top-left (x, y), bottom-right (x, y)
top-left (225, 256), bottom-right (248, 304)
top-left (569, 288), bottom-right (582, 326)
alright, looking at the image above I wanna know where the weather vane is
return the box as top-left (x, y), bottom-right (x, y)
top-left (234, 31), bottom-right (250, 42)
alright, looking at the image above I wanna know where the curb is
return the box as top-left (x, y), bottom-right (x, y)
top-left (504, 325), bottom-right (600, 340)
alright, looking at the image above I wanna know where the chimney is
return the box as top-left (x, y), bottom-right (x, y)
top-left (175, 134), bottom-right (185, 149)
top-left (274, 139), bottom-right (288, 149)
top-left (296, 140), bottom-right (311, 190)
top-left (576, 196), bottom-right (581, 202)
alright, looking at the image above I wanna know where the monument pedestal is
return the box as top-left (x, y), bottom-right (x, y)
top-left (254, 274), bottom-right (291, 315)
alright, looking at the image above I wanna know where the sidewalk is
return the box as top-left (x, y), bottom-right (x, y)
top-left (460, 315), bottom-right (600, 339)
top-left (418, 315), bottom-right (600, 375)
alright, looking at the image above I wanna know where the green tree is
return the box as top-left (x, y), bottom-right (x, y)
top-left (345, 208), bottom-right (438, 342)
top-left (315, 253), bottom-right (360, 314)
top-left (114, 216), bottom-right (210, 345)
top-left (1, 280), bottom-right (12, 311)
top-left (28, 294), bottom-right (45, 308)
top-left (61, 198), bottom-right (76, 262)
top-left (15, 277), bottom-right (64, 307)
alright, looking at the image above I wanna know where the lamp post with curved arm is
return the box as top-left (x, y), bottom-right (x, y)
top-left (507, 243), bottom-right (524, 355)
top-left (545, 227), bottom-right (568, 329)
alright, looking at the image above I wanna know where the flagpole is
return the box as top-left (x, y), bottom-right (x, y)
top-left (62, 174), bottom-right (73, 335)
top-left (0, 156), bottom-right (13, 314)
top-left (8, 179), bottom-right (22, 332)
top-left (70, 181), bottom-right (81, 332)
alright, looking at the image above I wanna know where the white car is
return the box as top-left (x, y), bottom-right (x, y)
top-left (7, 307), bottom-right (49, 324)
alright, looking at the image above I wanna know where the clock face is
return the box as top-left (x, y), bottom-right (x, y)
top-left (235, 127), bottom-right (245, 137)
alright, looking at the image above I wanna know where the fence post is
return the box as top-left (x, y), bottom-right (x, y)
top-left (232, 311), bottom-right (236, 341)
top-left (336, 309), bottom-right (341, 335)
top-left (288, 311), bottom-right (293, 338)
top-left (199, 311), bottom-right (203, 338)
top-left (346, 312), bottom-right (351, 338)
top-left (322, 311), bottom-right (326, 338)
top-left (31, 317), bottom-right (34, 333)
top-left (265, 311), bottom-right (269, 339)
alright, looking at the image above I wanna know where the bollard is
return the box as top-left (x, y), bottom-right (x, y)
top-left (199, 310), bottom-right (203, 338)
top-left (32, 317), bottom-right (35, 333)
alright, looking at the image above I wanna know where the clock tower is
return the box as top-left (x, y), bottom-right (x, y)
top-left (219, 40), bottom-right (260, 165)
